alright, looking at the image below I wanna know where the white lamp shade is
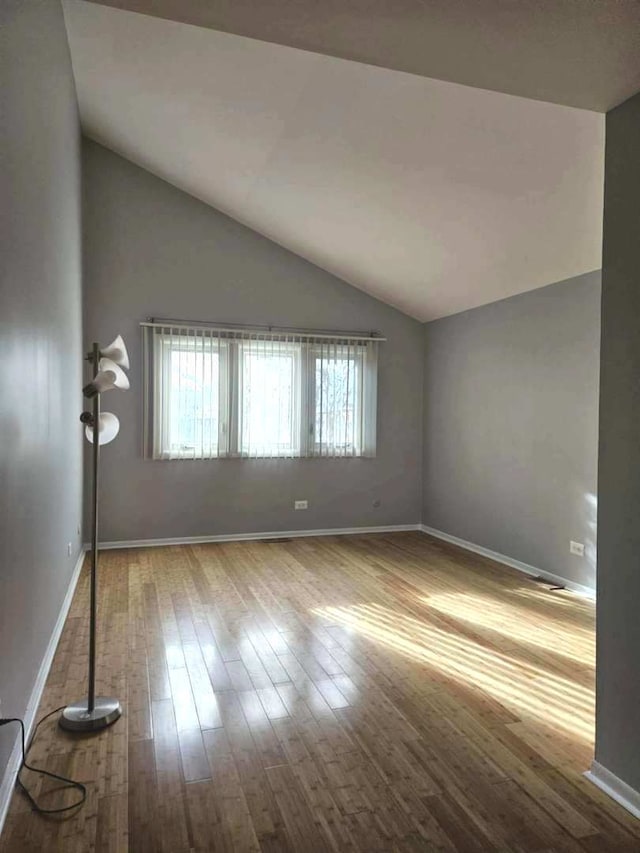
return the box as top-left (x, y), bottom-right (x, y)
top-left (83, 369), bottom-right (116, 397)
top-left (100, 334), bottom-right (129, 370)
top-left (98, 358), bottom-right (130, 391)
top-left (85, 412), bottom-right (120, 445)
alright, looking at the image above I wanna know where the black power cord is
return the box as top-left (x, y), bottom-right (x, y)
top-left (0, 707), bottom-right (87, 815)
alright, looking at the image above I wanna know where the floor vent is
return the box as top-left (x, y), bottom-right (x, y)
top-left (533, 575), bottom-right (566, 591)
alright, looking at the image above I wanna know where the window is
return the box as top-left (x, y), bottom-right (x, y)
top-left (311, 344), bottom-right (364, 456)
top-left (143, 324), bottom-right (379, 459)
top-left (151, 333), bottom-right (229, 459)
top-left (240, 341), bottom-right (301, 457)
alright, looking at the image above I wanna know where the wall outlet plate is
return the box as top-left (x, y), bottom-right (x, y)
top-left (570, 540), bottom-right (585, 557)
top-left (294, 500), bottom-right (308, 510)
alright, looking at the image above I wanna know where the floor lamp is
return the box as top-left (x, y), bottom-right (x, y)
top-left (59, 335), bottom-right (130, 732)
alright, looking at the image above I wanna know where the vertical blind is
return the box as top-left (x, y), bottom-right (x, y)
top-left (142, 322), bottom-right (382, 460)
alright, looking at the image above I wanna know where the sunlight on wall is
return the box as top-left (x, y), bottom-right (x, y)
top-left (583, 491), bottom-right (597, 584)
top-left (419, 591), bottom-right (594, 665)
top-left (312, 601), bottom-right (594, 742)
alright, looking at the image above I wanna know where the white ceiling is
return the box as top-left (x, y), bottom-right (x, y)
top-left (87, 0), bottom-right (640, 112)
top-left (63, 0), bottom-right (605, 320)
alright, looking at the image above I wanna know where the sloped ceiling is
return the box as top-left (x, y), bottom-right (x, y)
top-left (63, 0), bottom-right (606, 320)
top-left (87, 0), bottom-right (640, 112)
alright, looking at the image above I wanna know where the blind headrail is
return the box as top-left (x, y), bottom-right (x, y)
top-left (140, 318), bottom-right (385, 342)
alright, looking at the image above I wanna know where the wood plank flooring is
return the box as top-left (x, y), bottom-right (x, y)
top-left (1, 531), bottom-right (638, 852)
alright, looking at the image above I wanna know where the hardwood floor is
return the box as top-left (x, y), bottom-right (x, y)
top-left (1, 532), bottom-right (637, 852)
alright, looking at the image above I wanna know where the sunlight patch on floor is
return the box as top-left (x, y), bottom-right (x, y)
top-left (419, 591), bottom-right (594, 665)
top-left (312, 601), bottom-right (594, 743)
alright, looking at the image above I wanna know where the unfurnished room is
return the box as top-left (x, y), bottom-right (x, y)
top-left (1, 1), bottom-right (640, 851)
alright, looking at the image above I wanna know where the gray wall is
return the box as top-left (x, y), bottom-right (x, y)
top-left (0, 0), bottom-right (83, 778)
top-left (422, 272), bottom-right (601, 590)
top-left (596, 90), bottom-right (640, 792)
top-left (82, 140), bottom-right (423, 542)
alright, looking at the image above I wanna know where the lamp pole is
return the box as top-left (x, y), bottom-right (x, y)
top-left (87, 342), bottom-right (100, 714)
top-left (59, 341), bottom-right (122, 732)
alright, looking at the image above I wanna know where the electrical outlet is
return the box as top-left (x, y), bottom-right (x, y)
top-left (67, 542), bottom-right (73, 556)
top-left (570, 540), bottom-right (585, 557)
top-left (294, 500), bottom-right (308, 510)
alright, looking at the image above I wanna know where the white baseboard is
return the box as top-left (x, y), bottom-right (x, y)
top-left (419, 524), bottom-right (595, 599)
top-left (0, 547), bottom-right (86, 837)
top-left (94, 523), bottom-right (422, 550)
top-left (585, 761), bottom-right (640, 820)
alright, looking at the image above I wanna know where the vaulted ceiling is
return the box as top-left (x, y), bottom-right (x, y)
top-left (84, 0), bottom-right (640, 112)
top-left (61, 1), bottom-right (630, 319)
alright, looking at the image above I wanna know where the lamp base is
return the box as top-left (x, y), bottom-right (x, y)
top-left (59, 697), bottom-right (122, 732)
